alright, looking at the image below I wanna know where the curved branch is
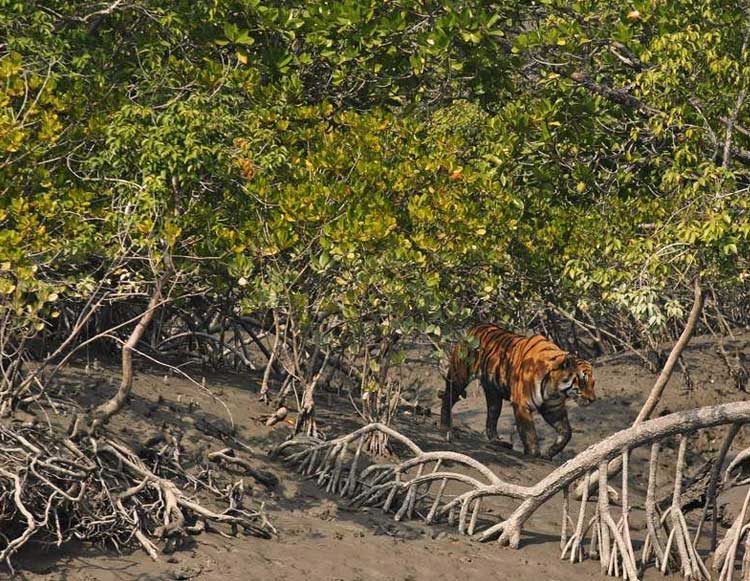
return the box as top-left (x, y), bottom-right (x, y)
top-left (576, 280), bottom-right (704, 498)
top-left (481, 400), bottom-right (750, 547)
top-left (80, 263), bottom-right (174, 435)
top-left (636, 282), bottom-right (705, 423)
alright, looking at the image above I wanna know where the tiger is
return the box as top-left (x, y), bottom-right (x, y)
top-left (439, 324), bottom-right (596, 459)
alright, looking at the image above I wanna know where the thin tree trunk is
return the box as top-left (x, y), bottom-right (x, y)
top-left (260, 311), bottom-right (282, 403)
top-left (294, 350), bottom-right (330, 437)
top-left (82, 267), bottom-right (172, 435)
top-left (575, 280), bottom-right (704, 498)
top-left (635, 281), bottom-right (704, 422)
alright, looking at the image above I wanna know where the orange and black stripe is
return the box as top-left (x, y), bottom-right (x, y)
top-left (440, 324), bottom-right (595, 458)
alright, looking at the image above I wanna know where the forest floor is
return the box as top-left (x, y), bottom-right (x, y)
top-left (11, 332), bottom-right (750, 581)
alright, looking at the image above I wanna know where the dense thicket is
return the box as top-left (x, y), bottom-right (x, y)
top-left (2, 0), bottom-right (750, 427)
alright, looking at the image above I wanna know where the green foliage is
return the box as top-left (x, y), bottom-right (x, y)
top-left (2, 0), bottom-right (750, 367)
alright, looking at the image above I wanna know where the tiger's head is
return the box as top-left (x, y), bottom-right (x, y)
top-left (570, 357), bottom-right (596, 406)
top-left (544, 354), bottom-right (579, 400)
top-left (546, 354), bottom-right (596, 406)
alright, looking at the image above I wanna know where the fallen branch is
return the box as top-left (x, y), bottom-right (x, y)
top-left (207, 448), bottom-right (279, 488)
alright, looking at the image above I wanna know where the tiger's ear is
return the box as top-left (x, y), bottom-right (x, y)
top-left (560, 354), bottom-right (575, 370)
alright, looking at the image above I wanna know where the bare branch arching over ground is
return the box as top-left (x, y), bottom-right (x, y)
top-left (274, 401), bottom-right (750, 580)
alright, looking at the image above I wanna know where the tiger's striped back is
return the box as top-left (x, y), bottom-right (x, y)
top-left (446, 324), bottom-right (525, 403)
top-left (447, 324), bottom-right (580, 409)
top-left (441, 324), bottom-right (596, 456)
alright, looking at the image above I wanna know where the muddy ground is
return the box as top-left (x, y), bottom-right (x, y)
top-left (11, 332), bottom-right (750, 580)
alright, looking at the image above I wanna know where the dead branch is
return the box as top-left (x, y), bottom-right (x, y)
top-left (0, 422), bottom-right (274, 573)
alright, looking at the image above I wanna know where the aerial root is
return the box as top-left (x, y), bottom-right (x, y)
top-left (593, 458), bottom-right (639, 580)
top-left (561, 472), bottom-right (590, 563)
top-left (715, 486), bottom-right (750, 581)
top-left (0, 423), bottom-right (274, 572)
top-left (667, 436), bottom-right (711, 580)
top-left (477, 517), bottom-right (523, 548)
top-left (725, 444), bottom-right (750, 486)
top-left (642, 442), bottom-right (670, 572)
top-left (271, 410), bottom-right (750, 581)
top-left (273, 422), bottom-right (514, 532)
top-left (694, 423), bottom-right (741, 551)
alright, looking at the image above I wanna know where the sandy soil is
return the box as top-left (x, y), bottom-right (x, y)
top-left (11, 332), bottom-right (750, 580)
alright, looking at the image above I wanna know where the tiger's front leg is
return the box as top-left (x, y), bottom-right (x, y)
top-left (539, 397), bottom-right (571, 459)
top-left (482, 382), bottom-right (504, 442)
top-left (440, 378), bottom-right (467, 442)
top-left (512, 402), bottom-right (540, 457)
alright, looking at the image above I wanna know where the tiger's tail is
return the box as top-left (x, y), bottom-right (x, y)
top-left (440, 340), bottom-right (474, 440)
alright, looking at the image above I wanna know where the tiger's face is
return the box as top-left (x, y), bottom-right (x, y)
top-left (546, 354), bottom-right (580, 400)
top-left (570, 363), bottom-right (596, 406)
top-left (548, 356), bottom-right (596, 406)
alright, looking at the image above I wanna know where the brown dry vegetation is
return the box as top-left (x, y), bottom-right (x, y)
top-left (12, 331), bottom-right (750, 581)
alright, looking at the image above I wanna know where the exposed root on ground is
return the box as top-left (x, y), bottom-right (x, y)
top-left (0, 421), bottom-right (275, 574)
top-left (273, 402), bottom-right (750, 581)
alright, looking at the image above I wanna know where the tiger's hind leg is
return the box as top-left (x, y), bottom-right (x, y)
top-left (512, 402), bottom-right (540, 457)
top-left (538, 398), bottom-right (571, 459)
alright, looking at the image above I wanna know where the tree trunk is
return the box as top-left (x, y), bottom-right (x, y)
top-left (293, 351), bottom-right (330, 438)
top-left (575, 280), bottom-right (704, 498)
top-left (80, 268), bottom-right (172, 435)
